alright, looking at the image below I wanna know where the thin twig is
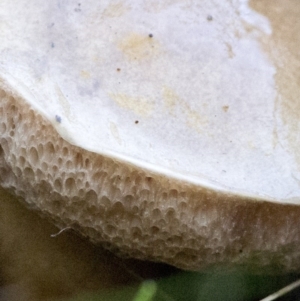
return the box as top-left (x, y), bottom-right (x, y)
top-left (260, 279), bottom-right (300, 301)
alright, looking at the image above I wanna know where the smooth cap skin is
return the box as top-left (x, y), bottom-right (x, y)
top-left (0, 0), bottom-right (300, 271)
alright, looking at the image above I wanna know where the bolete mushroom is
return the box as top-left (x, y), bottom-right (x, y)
top-left (0, 0), bottom-right (300, 271)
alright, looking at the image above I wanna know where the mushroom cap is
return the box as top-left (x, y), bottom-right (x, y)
top-left (0, 0), bottom-right (300, 271)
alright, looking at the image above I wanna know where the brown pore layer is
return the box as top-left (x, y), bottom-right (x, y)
top-left (1, 80), bottom-right (300, 272)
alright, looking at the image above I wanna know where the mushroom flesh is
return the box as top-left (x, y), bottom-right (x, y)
top-left (0, 0), bottom-right (300, 271)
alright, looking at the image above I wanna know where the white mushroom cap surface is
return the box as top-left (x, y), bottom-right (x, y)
top-left (0, 0), bottom-right (300, 271)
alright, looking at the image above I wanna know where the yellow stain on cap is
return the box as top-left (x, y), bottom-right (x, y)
top-left (109, 92), bottom-right (154, 116)
top-left (118, 33), bottom-right (160, 61)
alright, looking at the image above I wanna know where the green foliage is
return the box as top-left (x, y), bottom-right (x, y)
top-left (132, 280), bottom-right (157, 301)
top-left (57, 269), bottom-right (300, 301)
